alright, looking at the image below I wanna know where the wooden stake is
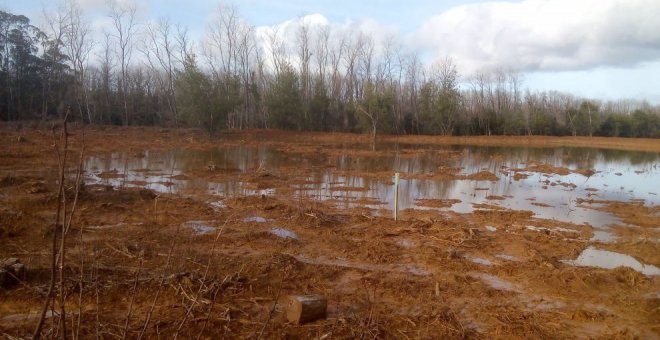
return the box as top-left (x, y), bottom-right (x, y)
top-left (154, 196), bottom-right (159, 223)
top-left (286, 295), bottom-right (327, 324)
top-left (394, 172), bottom-right (400, 221)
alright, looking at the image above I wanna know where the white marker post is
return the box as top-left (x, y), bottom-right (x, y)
top-left (394, 172), bottom-right (400, 221)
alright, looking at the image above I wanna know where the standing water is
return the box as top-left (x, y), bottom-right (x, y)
top-left (84, 142), bottom-right (660, 231)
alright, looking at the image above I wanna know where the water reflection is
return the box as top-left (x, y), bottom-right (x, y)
top-left (271, 227), bottom-right (299, 240)
top-left (84, 142), bottom-right (659, 230)
top-left (564, 247), bottom-right (660, 276)
top-left (182, 220), bottom-right (215, 235)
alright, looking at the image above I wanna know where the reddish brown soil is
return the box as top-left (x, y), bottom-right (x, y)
top-left (1, 125), bottom-right (658, 339)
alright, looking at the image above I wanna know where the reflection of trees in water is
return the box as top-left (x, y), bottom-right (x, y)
top-left (171, 144), bottom-right (333, 172)
top-left (457, 145), bottom-right (659, 169)
top-left (84, 143), bottom-right (659, 203)
top-left (208, 181), bottom-right (247, 196)
top-left (598, 149), bottom-right (659, 166)
top-left (207, 143), bottom-right (660, 177)
top-left (85, 152), bottom-right (177, 176)
top-left (554, 148), bottom-right (658, 169)
top-left (334, 152), bottom-right (440, 173)
top-left (307, 175), bottom-right (460, 210)
top-left (402, 179), bottom-right (457, 208)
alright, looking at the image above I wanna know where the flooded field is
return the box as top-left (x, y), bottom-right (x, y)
top-left (86, 142), bottom-right (659, 228)
top-left (1, 126), bottom-right (659, 338)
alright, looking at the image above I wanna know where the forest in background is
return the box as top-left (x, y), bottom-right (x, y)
top-left (1, 2), bottom-right (659, 138)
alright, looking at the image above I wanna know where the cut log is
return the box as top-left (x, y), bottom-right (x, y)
top-left (286, 295), bottom-right (327, 324)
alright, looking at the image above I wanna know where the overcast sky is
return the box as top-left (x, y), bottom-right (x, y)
top-left (3, 0), bottom-right (660, 104)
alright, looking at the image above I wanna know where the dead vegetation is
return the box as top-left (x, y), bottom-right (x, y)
top-left (1, 125), bottom-right (659, 339)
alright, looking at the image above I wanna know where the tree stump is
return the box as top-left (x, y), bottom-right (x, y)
top-left (286, 295), bottom-right (327, 324)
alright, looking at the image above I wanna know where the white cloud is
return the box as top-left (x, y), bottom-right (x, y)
top-left (255, 13), bottom-right (397, 49)
top-left (413, 0), bottom-right (660, 74)
top-left (253, 13), bottom-right (398, 70)
top-left (10, 0), bottom-right (658, 102)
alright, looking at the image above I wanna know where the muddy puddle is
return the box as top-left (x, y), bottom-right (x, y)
top-left (270, 227), bottom-right (299, 239)
top-left (590, 230), bottom-right (618, 243)
top-left (84, 143), bottom-right (659, 232)
top-left (565, 246), bottom-right (660, 276)
top-left (242, 216), bottom-right (267, 223)
top-left (469, 272), bottom-right (520, 292)
top-left (182, 220), bottom-right (215, 235)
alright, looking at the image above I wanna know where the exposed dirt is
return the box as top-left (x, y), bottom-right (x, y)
top-left (415, 199), bottom-right (462, 208)
top-left (1, 124), bottom-right (659, 339)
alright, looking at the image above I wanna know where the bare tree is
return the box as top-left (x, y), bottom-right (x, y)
top-left (468, 71), bottom-right (491, 135)
top-left (109, 0), bottom-right (138, 126)
top-left (142, 18), bottom-right (181, 126)
top-left (403, 53), bottom-right (422, 134)
top-left (328, 33), bottom-right (346, 129)
top-left (264, 27), bottom-right (287, 78)
top-left (41, 3), bottom-right (68, 120)
top-left (205, 4), bottom-right (256, 129)
top-left (357, 34), bottom-right (374, 90)
top-left (236, 23), bottom-right (257, 128)
top-left (96, 31), bottom-right (115, 123)
top-left (253, 45), bottom-right (268, 127)
top-left (314, 26), bottom-right (330, 84)
top-left (376, 36), bottom-right (404, 130)
top-left (62, 0), bottom-right (95, 123)
top-left (343, 33), bottom-right (368, 130)
top-left (297, 19), bottom-right (312, 126)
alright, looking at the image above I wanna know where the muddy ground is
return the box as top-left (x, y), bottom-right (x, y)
top-left (1, 124), bottom-right (659, 339)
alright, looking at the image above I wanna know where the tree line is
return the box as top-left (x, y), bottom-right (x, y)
top-left (1, 2), bottom-right (659, 138)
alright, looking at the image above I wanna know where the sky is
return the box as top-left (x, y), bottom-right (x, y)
top-left (3, 0), bottom-right (660, 104)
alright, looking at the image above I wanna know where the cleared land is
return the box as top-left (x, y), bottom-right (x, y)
top-left (1, 125), bottom-right (658, 338)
